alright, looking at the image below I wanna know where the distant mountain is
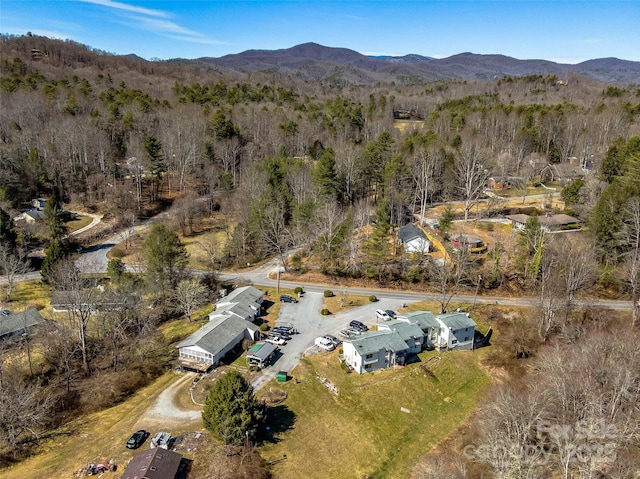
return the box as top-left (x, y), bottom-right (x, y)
top-left (197, 42), bottom-right (640, 85)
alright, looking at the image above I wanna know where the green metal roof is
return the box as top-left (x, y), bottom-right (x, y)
top-left (380, 321), bottom-right (424, 341)
top-left (437, 312), bottom-right (476, 330)
top-left (399, 310), bottom-right (439, 329)
top-left (347, 330), bottom-right (409, 355)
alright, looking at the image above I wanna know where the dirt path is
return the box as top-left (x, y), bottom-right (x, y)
top-left (133, 372), bottom-right (202, 432)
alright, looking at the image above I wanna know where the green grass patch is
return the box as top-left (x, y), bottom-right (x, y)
top-left (65, 214), bottom-right (94, 233)
top-left (8, 280), bottom-right (52, 310)
top-left (259, 349), bottom-right (491, 479)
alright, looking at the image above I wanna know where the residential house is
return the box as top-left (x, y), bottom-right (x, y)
top-left (376, 320), bottom-right (424, 353)
top-left (246, 342), bottom-right (277, 368)
top-left (32, 198), bottom-right (47, 211)
top-left (22, 210), bottom-right (45, 223)
top-left (397, 224), bottom-right (431, 254)
top-left (506, 213), bottom-right (580, 232)
top-left (435, 312), bottom-right (476, 351)
top-left (176, 315), bottom-right (258, 372)
top-left (343, 310), bottom-right (478, 373)
top-left (0, 308), bottom-right (45, 340)
top-left (120, 448), bottom-right (183, 479)
top-left (209, 285), bottom-right (264, 322)
top-left (176, 286), bottom-right (265, 372)
top-left (343, 330), bottom-right (409, 374)
top-left (396, 310), bottom-right (440, 349)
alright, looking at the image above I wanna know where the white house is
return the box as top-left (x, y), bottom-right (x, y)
top-left (376, 320), bottom-right (424, 354)
top-left (343, 330), bottom-right (409, 374)
top-left (344, 311), bottom-right (478, 374)
top-left (176, 285), bottom-right (265, 372)
top-left (435, 312), bottom-right (476, 351)
top-left (396, 311), bottom-right (440, 349)
top-left (397, 224), bottom-right (430, 254)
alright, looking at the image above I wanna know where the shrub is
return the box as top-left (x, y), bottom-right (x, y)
top-left (294, 286), bottom-right (303, 295)
top-left (369, 295), bottom-right (377, 302)
top-left (258, 323), bottom-right (270, 331)
top-left (324, 290), bottom-right (334, 297)
top-left (320, 308), bottom-right (331, 315)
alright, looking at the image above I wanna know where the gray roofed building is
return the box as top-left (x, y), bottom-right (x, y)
top-left (343, 330), bottom-right (409, 374)
top-left (22, 210), bottom-right (45, 223)
top-left (506, 213), bottom-right (581, 232)
top-left (398, 310), bottom-right (439, 330)
top-left (246, 342), bottom-right (277, 368)
top-left (220, 285), bottom-right (264, 307)
top-left (397, 224), bottom-right (430, 254)
top-left (0, 308), bottom-right (45, 339)
top-left (210, 285), bottom-right (264, 322)
top-left (396, 310), bottom-right (440, 349)
top-left (377, 320), bottom-right (424, 353)
top-left (436, 312), bottom-right (476, 350)
top-left (176, 315), bottom-right (258, 372)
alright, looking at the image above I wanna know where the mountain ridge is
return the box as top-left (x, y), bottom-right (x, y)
top-left (195, 42), bottom-right (640, 85)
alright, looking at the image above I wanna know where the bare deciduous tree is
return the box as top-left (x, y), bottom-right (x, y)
top-left (455, 144), bottom-right (490, 222)
top-left (0, 368), bottom-right (55, 454)
top-left (0, 242), bottom-right (31, 301)
top-left (172, 278), bottom-right (210, 322)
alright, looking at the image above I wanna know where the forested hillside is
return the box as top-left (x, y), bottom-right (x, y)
top-left (1, 34), bottom-right (640, 478)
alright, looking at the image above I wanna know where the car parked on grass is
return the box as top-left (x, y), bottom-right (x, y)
top-left (126, 429), bottom-right (149, 449)
top-left (349, 320), bottom-right (368, 332)
top-left (280, 295), bottom-right (298, 303)
top-left (315, 336), bottom-right (335, 351)
top-left (375, 309), bottom-right (392, 321)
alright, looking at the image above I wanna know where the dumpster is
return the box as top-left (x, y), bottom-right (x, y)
top-left (276, 371), bottom-right (288, 382)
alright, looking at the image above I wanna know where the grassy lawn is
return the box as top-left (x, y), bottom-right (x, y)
top-left (66, 214), bottom-right (94, 233)
top-left (259, 349), bottom-right (491, 479)
top-left (6, 279), bottom-right (51, 311)
top-left (0, 372), bottom-right (183, 479)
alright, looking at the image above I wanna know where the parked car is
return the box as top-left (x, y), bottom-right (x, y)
top-left (150, 431), bottom-right (174, 449)
top-left (0, 309), bottom-right (10, 316)
top-left (126, 429), bottom-right (149, 449)
top-left (349, 320), bottom-right (368, 332)
top-left (338, 329), bottom-right (352, 339)
top-left (315, 336), bottom-right (335, 351)
top-left (375, 309), bottom-right (392, 321)
top-left (265, 336), bottom-right (286, 345)
top-left (385, 309), bottom-right (397, 319)
top-left (280, 295), bottom-right (298, 303)
top-left (347, 328), bottom-right (363, 336)
top-left (273, 326), bottom-right (297, 335)
top-left (268, 331), bottom-right (291, 341)
top-left (323, 334), bottom-right (341, 347)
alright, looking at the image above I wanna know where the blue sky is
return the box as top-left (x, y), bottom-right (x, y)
top-left (2, 1), bottom-right (639, 64)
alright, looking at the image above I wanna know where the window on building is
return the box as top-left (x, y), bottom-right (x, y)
top-left (365, 364), bottom-right (372, 369)
top-left (451, 339), bottom-right (458, 345)
top-left (365, 353), bottom-right (373, 359)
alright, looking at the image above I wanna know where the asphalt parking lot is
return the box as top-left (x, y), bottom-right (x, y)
top-left (250, 292), bottom-right (408, 390)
